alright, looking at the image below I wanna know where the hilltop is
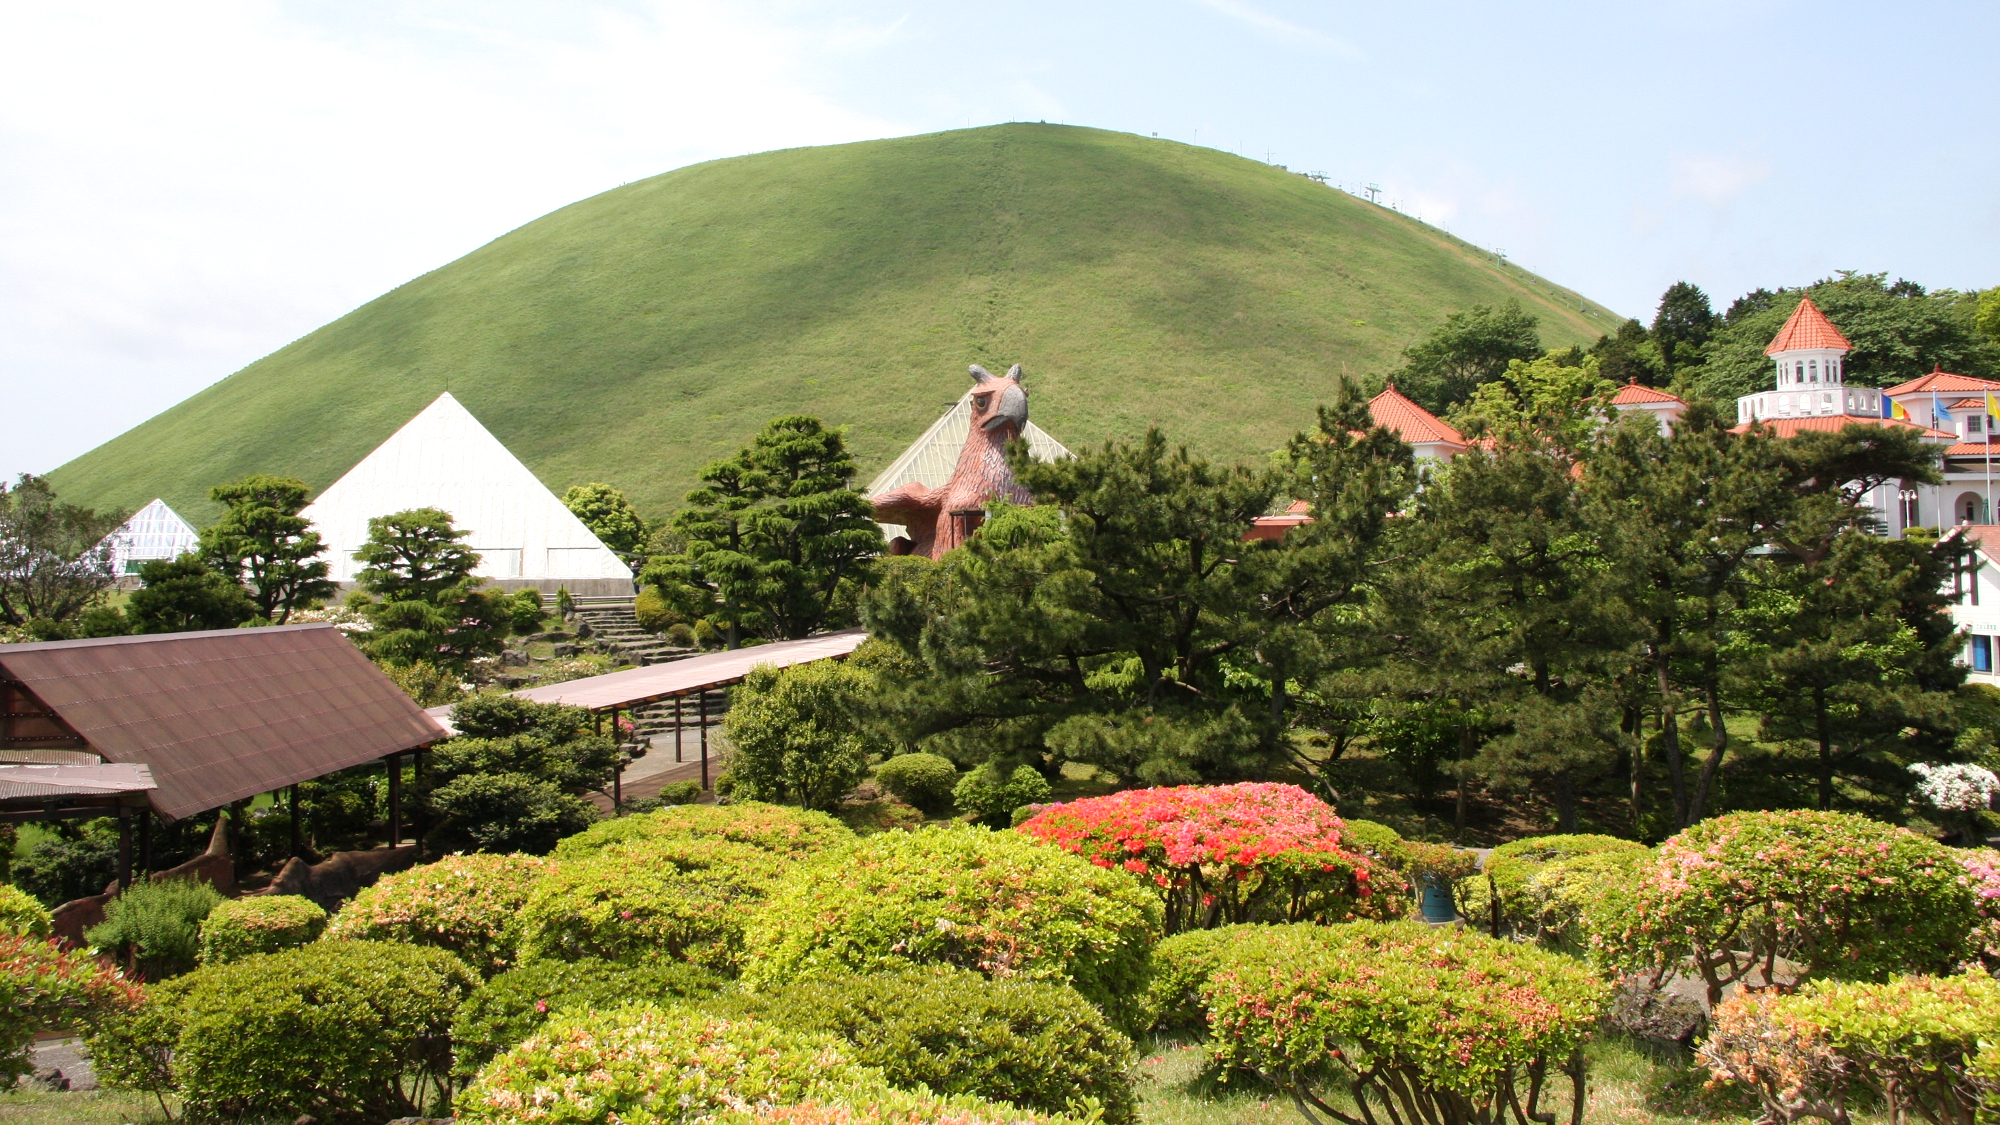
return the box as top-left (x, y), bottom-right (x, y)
top-left (51, 124), bottom-right (1621, 523)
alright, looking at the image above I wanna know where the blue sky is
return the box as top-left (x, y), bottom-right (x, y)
top-left (3, 0), bottom-right (1994, 477)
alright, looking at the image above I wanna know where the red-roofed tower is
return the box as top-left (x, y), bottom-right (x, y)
top-left (1737, 297), bottom-right (1884, 425)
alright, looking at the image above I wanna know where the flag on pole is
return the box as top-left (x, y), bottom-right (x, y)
top-left (1891, 399), bottom-right (1910, 420)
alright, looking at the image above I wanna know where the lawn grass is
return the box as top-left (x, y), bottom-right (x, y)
top-left (0, 1088), bottom-right (172, 1125)
top-left (48, 124), bottom-right (1622, 527)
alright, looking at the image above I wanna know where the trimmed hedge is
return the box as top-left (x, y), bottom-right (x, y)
top-left (874, 753), bottom-right (958, 813)
top-left (198, 895), bottom-right (326, 964)
top-left (552, 801), bottom-right (852, 861)
top-left (0, 883), bottom-right (51, 938)
top-left (1337, 819), bottom-right (1479, 883)
top-left (707, 966), bottom-right (1137, 1125)
top-left (1018, 783), bottom-right (1404, 933)
top-left (1455, 833), bottom-right (1648, 936)
top-left (521, 836), bottom-right (787, 970)
top-left (741, 824), bottom-right (1162, 1034)
top-left (1701, 973), bottom-right (2000, 1125)
top-left (90, 940), bottom-right (475, 1123)
top-left (457, 1007), bottom-right (1063, 1125)
top-left (1588, 811), bottom-right (1978, 1005)
top-left (452, 956), bottom-right (724, 1077)
top-left (953, 765), bottom-right (1053, 826)
top-left (1206, 922), bottom-right (1610, 1125)
top-left (322, 852), bottom-right (547, 976)
top-left (2, 932), bottom-right (140, 1083)
top-left (1143, 925), bottom-right (1256, 1035)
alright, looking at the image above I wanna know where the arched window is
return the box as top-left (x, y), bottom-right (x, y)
top-left (1809, 359), bottom-right (1818, 382)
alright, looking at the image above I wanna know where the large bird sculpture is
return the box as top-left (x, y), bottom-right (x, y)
top-left (872, 363), bottom-right (1035, 559)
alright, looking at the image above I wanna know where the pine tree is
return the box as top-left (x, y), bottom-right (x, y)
top-left (1651, 281), bottom-right (1717, 374)
top-left (126, 556), bottom-right (257, 633)
top-left (562, 482), bottom-right (647, 556)
top-left (643, 416), bottom-right (879, 645)
top-left (353, 508), bottom-right (510, 667)
top-left (202, 475), bottom-right (335, 623)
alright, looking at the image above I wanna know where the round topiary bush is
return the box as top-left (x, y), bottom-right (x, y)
top-left (89, 940), bottom-right (475, 1122)
top-left (458, 1007), bottom-right (1060, 1125)
top-left (552, 801), bottom-right (852, 861)
top-left (1701, 973), bottom-right (2000, 1125)
top-left (740, 824), bottom-right (1161, 1034)
top-left (707, 966), bottom-right (1136, 1125)
top-left (1455, 833), bottom-right (1649, 938)
top-left (452, 956), bottom-right (725, 1077)
top-left (1205, 921), bottom-right (1610, 1125)
top-left (874, 753), bottom-right (958, 814)
top-left (0, 883), bottom-right (52, 938)
top-left (1143, 924), bottom-right (1257, 1035)
top-left (520, 836), bottom-right (788, 971)
top-left (1589, 810), bottom-right (1979, 1005)
top-left (953, 764), bottom-right (1053, 826)
top-left (2, 932), bottom-right (140, 1083)
top-left (1017, 783), bottom-right (1405, 933)
top-left (634, 586), bottom-right (681, 632)
top-left (198, 895), bottom-right (327, 964)
top-left (322, 852), bottom-right (548, 976)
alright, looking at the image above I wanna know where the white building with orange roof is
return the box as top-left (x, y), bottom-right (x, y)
top-left (1609, 380), bottom-right (1688, 435)
top-left (1880, 368), bottom-right (2000, 526)
top-left (1730, 297), bottom-right (1957, 534)
top-left (1365, 385), bottom-right (1469, 462)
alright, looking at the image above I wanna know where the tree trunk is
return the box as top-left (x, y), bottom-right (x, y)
top-left (1623, 704), bottom-right (1644, 831)
top-left (1688, 683), bottom-right (1729, 823)
top-left (1656, 650), bottom-right (1688, 827)
top-left (1815, 686), bottom-right (1834, 812)
top-left (1555, 770), bottom-right (1578, 832)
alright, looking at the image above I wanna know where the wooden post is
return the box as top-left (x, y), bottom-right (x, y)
top-left (699, 690), bottom-right (709, 791)
top-left (414, 748), bottom-right (429, 861)
top-left (674, 695), bottom-right (684, 763)
top-left (288, 784), bottom-right (302, 858)
top-left (387, 752), bottom-right (402, 848)
top-left (139, 809), bottom-right (152, 873)
top-left (116, 808), bottom-right (132, 891)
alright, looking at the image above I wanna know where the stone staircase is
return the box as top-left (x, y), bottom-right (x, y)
top-left (571, 604), bottom-right (695, 667)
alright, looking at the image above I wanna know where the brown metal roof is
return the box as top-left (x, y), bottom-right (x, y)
top-left (0, 625), bottom-right (447, 820)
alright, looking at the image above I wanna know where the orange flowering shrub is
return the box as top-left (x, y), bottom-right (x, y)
top-left (1017, 783), bottom-right (1403, 934)
top-left (1588, 811), bottom-right (1977, 1006)
top-left (0, 931), bottom-right (140, 1081)
top-left (323, 852), bottom-right (549, 975)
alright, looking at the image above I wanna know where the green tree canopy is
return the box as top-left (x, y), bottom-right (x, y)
top-left (1392, 300), bottom-right (1543, 414)
top-left (643, 416), bottom-right (880, 646)
top-left (200, 475), bottom-right (335, 624)
top-left (353, 508), bottom-right (510, 668)
top-left (126, 556), bottom-right (257, 634)
top-left (1651, 281), bottom-right (1716, 375)
top-left (562, 483), bottom-right (647, 556)
top-left (0, 475), bottom-right (123, 628)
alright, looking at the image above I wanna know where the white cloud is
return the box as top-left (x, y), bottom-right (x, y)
top-left (0, 1), bottom-right (912, 475)
top-left (1669, 153), bottom-right (1771, 208)
top-left (1191, 0), bottom-right (1362, 59)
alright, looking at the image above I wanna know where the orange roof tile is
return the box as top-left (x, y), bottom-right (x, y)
top-left (1765, 297), bottom-right (1852, 355)
top-left (1944, 442), bottom-right (2000, 456)
top-left (1609, 381), bottom-right (1686, 406)
top-left (1730, 415), bottom-right (1955, 440)
top-left (1882, 368), bottom-right (2000, 398)
top-left (1368, 385), bottom-right (1467, 448)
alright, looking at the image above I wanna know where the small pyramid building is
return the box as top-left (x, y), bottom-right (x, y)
top-left (300, 393), bottom-right (633, 594)
top-left (101, 499), bottom-right (200, 574)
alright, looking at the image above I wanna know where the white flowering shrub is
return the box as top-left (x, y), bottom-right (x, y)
top-left (286, 605), bottom-right (373, 634)
top-left (1909, 762), bottom-right (2000, 812)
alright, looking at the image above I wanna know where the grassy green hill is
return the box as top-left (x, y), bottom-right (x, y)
top-left (51, 124), bottom-right (1622, 524)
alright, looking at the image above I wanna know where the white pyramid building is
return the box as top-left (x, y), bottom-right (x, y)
top-left (866, 390), bottom-right (1071, 540)
top-left (301, 393), bottom-right (633, 591)
top-left (101, 499), bottom-right (201, 574)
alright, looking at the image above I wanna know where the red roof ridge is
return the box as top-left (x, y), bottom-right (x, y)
top-left (1609, 382), bottom-right (1686, 406)
top-left (1367, 385), bottom-right (1466, 447)
top-left (1765, 297), bottom-right (1852, 355)
top-left (1882, 370), bottom-right (2000, 398)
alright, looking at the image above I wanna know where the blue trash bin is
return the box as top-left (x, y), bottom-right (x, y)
top-left (1418, 876), bottom-right (1457, 924)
